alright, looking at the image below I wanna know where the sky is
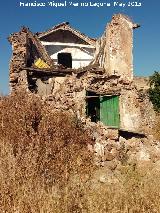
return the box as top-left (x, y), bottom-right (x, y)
top-left (0, 0), bottom-right (160, 94)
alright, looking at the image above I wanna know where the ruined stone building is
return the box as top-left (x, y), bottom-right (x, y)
top-left (8, 13), bottom-right (154, 137)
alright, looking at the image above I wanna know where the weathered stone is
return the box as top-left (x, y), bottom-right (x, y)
top-left (93, 14), bottom-right (139, 82)
top-left (107, 129), bottom-right (119, 140)
top-left (104, 150), bottom-right (115, 161)
top-left (94, 142), bottom-right (104, 156)
top-left (105, 143), bottom-right (113, 152)
top-left (152, 160), bottom-right (160, 172)
top-left (136, 147), bottom-right (151, 161)
top-left (102, 160), bottom-right (118, 171)
top-left (8, 13), bottom-right (157, 169)
top-left (111, 148), bottom-right (120, 159)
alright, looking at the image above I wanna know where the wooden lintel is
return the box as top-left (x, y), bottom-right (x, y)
top-left (22, 65), bottom-right (105, 76)
top-left (86, 94), bottom-right (120, 98)
top-left (86, 96), bottom-right (99, 98)
top-left (23, 67), bottom-right (73, 74)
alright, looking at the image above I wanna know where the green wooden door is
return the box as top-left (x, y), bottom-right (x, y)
top-left (100, 96), bottom-right (120, 128)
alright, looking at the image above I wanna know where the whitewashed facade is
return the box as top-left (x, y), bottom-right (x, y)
top-left (38, 22), bottom-right (96, 69)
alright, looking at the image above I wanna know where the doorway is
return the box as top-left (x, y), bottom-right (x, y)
top-left (86, 91), bottom-right (100, 123)
top-left (58, 53), bottom-right (72, 68)
top-left (86, 92), bottom-right (120, 128)
top-left (100, 96), bottom-right (120, 128)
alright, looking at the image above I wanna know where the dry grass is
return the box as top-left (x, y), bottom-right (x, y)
top-left (0, 92), bottom-right (160, 213)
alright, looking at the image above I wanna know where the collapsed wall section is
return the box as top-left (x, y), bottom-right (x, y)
top-left (8, 27), bottom-right (54, 92)
top-left (8, 14), bottom-right (154, 134)
top-left (45, 72), bottom-right (153, 134)
top-left (8, 29), bottom-right (28, 91)
top-left (7, 15), bottom-right (157, 169)
top-left (93, 14), bottom-right (139, 82)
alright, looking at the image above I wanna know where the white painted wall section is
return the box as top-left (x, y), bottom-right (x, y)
top-left (41, 42), bottom-right (95, 69)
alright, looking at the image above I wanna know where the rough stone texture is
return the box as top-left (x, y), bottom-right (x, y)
top-left (36, 78), bottom-right (54, 96)
top-left (45, 72), bottom-right (154, 133)
top-left (9, 29), bottom-right (28, 91)
top-left (120, 89), bottom-right (143, 131)
top-left (8, 14), bottom-right (158, 170)
top-left (8, 14), bottom-right (155, 134)
top-left (92, 14), bottom-right (139, 82)
top-left (8, 27), bottom-right (54, 92)
top-left (134, 76), bottom-right (150, 91)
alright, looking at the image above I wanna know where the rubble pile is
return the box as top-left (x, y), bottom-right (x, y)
top-left (78, 118), bottom-right (160, 173)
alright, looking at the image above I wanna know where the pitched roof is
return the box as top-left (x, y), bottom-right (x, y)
top-left (37, 22), bottom-right (96, 46)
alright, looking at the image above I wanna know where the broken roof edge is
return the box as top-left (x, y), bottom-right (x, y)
top-left (8, 26), bottom-right (55, 67)
top-left (111, 13), bottom-right (140, 29)
top-left (37, 22), bottom-right (96, 46)
top-left (23, 63), bottom-right (105, 74)
top-left (8, 26), bottom-right (28, 43)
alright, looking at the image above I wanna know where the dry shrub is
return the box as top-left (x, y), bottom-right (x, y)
top-left (1, 92), bottom-right (160, 213)
top-left (0, 92), bottom-right (95, 213)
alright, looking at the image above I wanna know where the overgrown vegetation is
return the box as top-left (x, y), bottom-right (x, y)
top-left (1, 92), bottom-right (160, 213)
top-left (149, 71), bottom-right (160, 112)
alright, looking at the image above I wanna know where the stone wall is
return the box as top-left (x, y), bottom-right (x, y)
top-left (7, 14), bottom-right (158, 170)
top-left (43, 71), bottom-right (154, 135)
top-left (8, 27), bottom-right (54, 92)
top-left (8, 28), bottom-right (29, 91)
top-left (8, 13), bottom-right (154, 134)
top-left (134, 76), bottom-right (150, 90)
top-left (92, 14), bottom-right (140, 82)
